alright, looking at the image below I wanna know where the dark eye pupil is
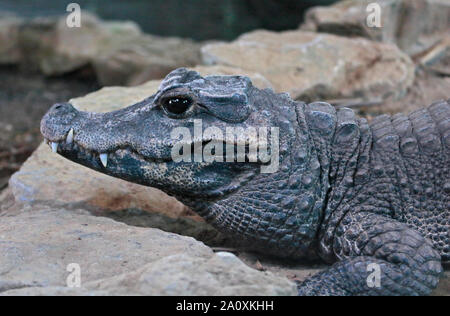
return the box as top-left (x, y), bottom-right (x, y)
top-left (164, 97), bottom-right (192, 115)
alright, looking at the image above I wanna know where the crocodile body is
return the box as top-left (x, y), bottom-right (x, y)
top-left (41, 68), bottom-right (449, 296)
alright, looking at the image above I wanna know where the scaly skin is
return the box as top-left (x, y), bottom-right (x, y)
top-left (40, 68), bottom-right (449, 296)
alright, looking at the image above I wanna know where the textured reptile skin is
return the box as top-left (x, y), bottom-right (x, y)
top-left (40, 68), bottom-right (449, 296)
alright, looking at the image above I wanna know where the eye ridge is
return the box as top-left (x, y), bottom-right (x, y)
top-left (163, 96), bottom-right (193, 115)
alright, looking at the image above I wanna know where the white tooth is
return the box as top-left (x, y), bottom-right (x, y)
top-left (51, 142), bottom-right (58, 153)
top-left (44, 138), bottom-right (49, 145)
top-left (66, 128), bottom-right (74, 144)
top-left (100, 153), bottom-right (108, 168)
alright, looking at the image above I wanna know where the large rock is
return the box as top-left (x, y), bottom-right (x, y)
top-left (300, 0), bottom-right (450, 56)
top-left (2, 12), bottom-right (202, 83)
top-left (191, 65), bottom-right (273, 90)
top-left (86, 251), bottom-right (297, 296)
top-left (93, 35), bottom-right (201, 86)
top-left (0, 14), bottom-right (22, 64)
top-left (201, 29), bottom-right (415, 101)
top-left (0, 205), bottom-right (296, 295)
top-left (18, 12), bottom-right (142, 75)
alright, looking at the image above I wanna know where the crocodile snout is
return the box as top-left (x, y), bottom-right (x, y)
top-left (46, 102), bottom-right (78, 118)
top-left (40, 102), bottom-right (79, 151)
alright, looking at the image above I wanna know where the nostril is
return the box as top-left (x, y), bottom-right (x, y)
top-left (52, 102), bottom-right (76, 112)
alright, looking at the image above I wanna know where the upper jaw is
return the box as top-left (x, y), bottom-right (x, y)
top-left (40, 103), bottom-right (165, 168)
top-left (42, 126), bottom-right (172, 169)
top-left (42, 126), bottom-right (110, 168)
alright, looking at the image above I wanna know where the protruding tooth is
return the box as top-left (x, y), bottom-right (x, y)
top-left (51, 142), bottom-right (58, 153)
top-left (66, 128), bottom-right (74, 144)
top-left (100, 153), bottom-right (108, 168)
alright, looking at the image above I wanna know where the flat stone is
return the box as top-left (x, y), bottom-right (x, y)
top-left (191, 65), bottom-right (273, 90)
top-left (0, 15), bottom-right (23, 64)
top-left (0, 206), bottom-right (210, 287)
top-left (300, 0), bottom-right (450, 56)
top-left (17, 12), bottom-right (142, 75)
top-left (0, 205), bottom-right (296, 296)
top-left (201, 29), bottom-right (415, 102)
top-left (1, 12), bottom-right (202, 84)
top-left (433, 269), bottom-right (450, 296)
top-left (93, 34), bottom-right (201, 86)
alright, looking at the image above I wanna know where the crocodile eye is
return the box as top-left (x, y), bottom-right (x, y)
top-left (162, 97), bottom-right (193, 115)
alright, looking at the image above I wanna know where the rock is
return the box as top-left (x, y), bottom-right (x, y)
top-left (103, 208), bottom-right (233, 247)
top-left (0, 205), bottom-right (297, 296)
top-left (191, 65), bottom-right (273, 90)
top-left (0, 206), bottom-right (210, 289)
top-left (18, 12), bottom-right (142, 75)
top-left (84, 252), bottom-right (296, 296)
top-left (70, 79), bottom-right (162, 112)
top-left (93, 34), bottom-right (201, 86)
top-left (300, 0), bottom-right (399, 40)
top-left (300, 0), bottom-right (450, 56)
top-left (2, 11), bottom-right (202, 83)
top-left (201, 29), bottom-right (415, 101)
top-left (1, 286), bottom-right (107, 296)
top-left (365, 69), bottom-right (450, 117)
top-left (0, 15), bottom-right (23, 64)
top-left (420, 38), bottom-right (450, 77)
top-left (433, 270), bottom-right (450, 296)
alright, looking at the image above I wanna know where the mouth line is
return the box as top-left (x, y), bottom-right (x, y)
top-left (43, 137), bottom-right (172, 168)
top-left (43, 128), bottom-right (271, 168)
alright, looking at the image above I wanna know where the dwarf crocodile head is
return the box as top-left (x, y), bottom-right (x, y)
top-left (40, 68), bottom-right (294, 199)
top-left (41, 68), bottom-right (325, 258)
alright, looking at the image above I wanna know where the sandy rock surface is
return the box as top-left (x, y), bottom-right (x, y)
top-left (300, 0), bottom-right (450, 56)
top-left (202, 29), bottom-right (415, 101)
top-left (0, 200), bottom-right (296, 296)
top-left (0, 12), bottom-right (202, 84)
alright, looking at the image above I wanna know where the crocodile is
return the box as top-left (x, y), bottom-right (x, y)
top-left (40, 68), bottom-right (449, 296)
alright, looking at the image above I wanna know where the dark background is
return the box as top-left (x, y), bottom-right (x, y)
top-left (0, 0), bottom-right (338, 40)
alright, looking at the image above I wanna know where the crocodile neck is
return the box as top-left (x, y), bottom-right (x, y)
top-left (180, 101), bottom-right (338, 259)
